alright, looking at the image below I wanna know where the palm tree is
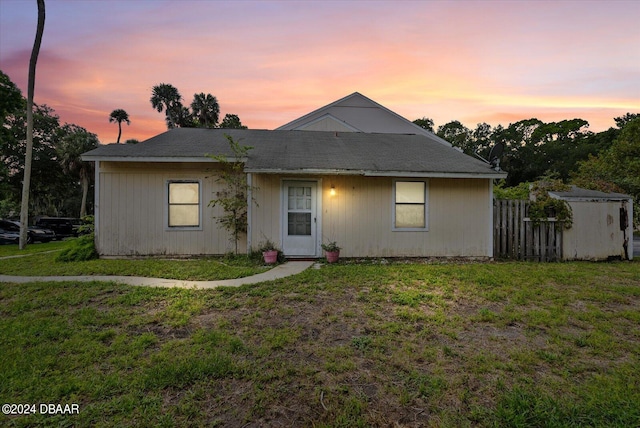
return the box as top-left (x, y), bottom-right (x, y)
top-left (57, 124), bottom-right (99, 218)
top-left (190, 93), bottom-right (220, 128)
top-left (150, 83), bottom-right (183, 129)
top-left (19, 0), bottom-right (45, 249)
top-left (109, 109), bottom-right (130, 143)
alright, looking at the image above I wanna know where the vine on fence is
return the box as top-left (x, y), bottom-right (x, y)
top-left (528, 179), bottom-right (573, 229)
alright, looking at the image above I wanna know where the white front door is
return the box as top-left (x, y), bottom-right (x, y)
top-left (282, 181), bottom-right (318, 257)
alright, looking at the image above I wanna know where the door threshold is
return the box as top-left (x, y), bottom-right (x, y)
top-left (285, 256), bottom-right (319, 261)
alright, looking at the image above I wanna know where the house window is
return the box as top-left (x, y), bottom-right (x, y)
top-left (168, 181), bottom-right (200, 227)
top-left (393, 180), bottom-right (427, 230)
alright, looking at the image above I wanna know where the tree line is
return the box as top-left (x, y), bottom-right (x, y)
top-left (107, 83), bottom-right (247, 145)
top-left (1, 70), bottom-right (97, 219)
top-left (149, 83), bottom-right (247, 130)
top-left (413, 114), bottom-right (640, 226)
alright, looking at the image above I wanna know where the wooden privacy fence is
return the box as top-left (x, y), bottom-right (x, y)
top-left (493, 199), bottom-right (563, 262)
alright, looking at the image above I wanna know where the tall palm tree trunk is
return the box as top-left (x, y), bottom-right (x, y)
top-left (116, 122), bottom-right (122, 143)
top-left (19, 0), bottom-right (45, 250)
top-left (80, 175), bottom-right (89, 218)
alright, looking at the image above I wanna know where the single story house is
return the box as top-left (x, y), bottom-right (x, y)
top-left (549, 186), bottom-right (634, 261)
top-left (82, 93), bottom-right (506, 258)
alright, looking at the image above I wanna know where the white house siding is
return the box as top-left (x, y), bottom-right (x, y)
top-left (248, 174), bottom-right (282, 250)
top-left (251, 174), bottom-right (491, 258)
top-left (562, 200), bottom-right (632, 260)
top-left (96, 162), bottom-right (244, 256)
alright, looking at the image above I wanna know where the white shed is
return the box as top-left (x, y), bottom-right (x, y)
top-left (549, 186), bottom-right (633, 261)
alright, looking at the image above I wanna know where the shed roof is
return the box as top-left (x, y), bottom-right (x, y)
top-left (82, 128), bottom-right (505, 178)
top-left (549, 186), bottom-right (631, 201)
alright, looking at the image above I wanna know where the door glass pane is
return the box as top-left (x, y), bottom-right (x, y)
top-left (288, 186), bottom-right (312, 212)
top-left (288, 213), bottom-right (311, 235)
top-left (288, 188), bottom-right (295, 209)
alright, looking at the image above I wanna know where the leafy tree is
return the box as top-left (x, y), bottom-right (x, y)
top-left (437, 120), bottom-right (473, 154)
top-left (0, 70), bottom-right (24, 122)
top-left (220, 113), bottom-right (247, 129)
top-left (3, 103), bottom-right (64, 215)
top-left (412, 117), bottom-right (435, 132)
top-left (190, 93), bottom-right (219, 128)
top-left (1, 72), bottom-right (96, 219)
top-left (529, 119), bottom-right (593, 181)
top-left (0, 71), bottom-right (25, 205)
top-left (20, 0), bottom-right (45, 249)
top-left (150, 83), bottom-right (184, 129)
top-left (493, 119), bottom-right (543, 185)
top-left (208, 135), bottom-right (256, 254)
top-left (56, 124), bottom-right (99, 217)
top-left (472, 122), bottom-right (494, 159)
top-left (614, 113), bottom-right (639, 129)
top-left (573, 118), bottom-right (640, 227)
top-left (108, 109), bottom-right (130, 143)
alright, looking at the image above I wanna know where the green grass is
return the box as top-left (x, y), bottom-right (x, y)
top-left (0, 239), bottom-right (269, 280)
top-left (1, 260), bottom-right (639, 426)
top-left (0, 240), bottom-right (67, 257)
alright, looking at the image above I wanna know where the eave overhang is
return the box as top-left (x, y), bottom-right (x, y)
top-left (81, 156), bottom-right (245, 163)
top-left (244, 167), bottom-right (507, 179)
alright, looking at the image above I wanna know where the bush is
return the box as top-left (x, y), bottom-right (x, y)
top-left (56, 234), bottom-right (98, 262)
top-left (493, 180), bottom-right (530, 200)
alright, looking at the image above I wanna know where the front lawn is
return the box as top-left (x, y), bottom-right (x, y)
top-left (0, 240), bottom-right (67, 257)
top-left (0, 240), bottom-right (268, 281)
top-left (1, 261), bottom-right (639, 426)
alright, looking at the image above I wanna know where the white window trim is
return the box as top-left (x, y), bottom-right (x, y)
top-left (165, 179), bottom-right (203, 231)
top-left (392, 179), bottom-right (429, 232)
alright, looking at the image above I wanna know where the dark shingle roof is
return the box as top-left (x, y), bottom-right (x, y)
top-left (549, 186), bottom-right (630, 201)
top-left (83, 128), bottom-right (505, 177)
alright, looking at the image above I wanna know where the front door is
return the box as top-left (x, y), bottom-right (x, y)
top-left (282, 181), bottom-right (318, 257)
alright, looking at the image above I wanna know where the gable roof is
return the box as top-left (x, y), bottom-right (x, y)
top-left (549, 186), bottom-right (631, 201)
top-left (276, 92), bottom-right (451, 147)
top-left (83, 128), bottom-right (505, 178)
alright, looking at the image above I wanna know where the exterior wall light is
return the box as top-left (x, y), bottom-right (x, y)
top-left (330, 185), bottom-right (336, 196)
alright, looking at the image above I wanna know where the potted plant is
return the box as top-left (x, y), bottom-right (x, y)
top-left (321, 241), bottom-right (341, 263)
top-left (258, 239), bottom-right (280, 264)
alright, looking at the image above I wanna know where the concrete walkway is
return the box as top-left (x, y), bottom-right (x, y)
top-left (0, 261), bottom-right (315, 289)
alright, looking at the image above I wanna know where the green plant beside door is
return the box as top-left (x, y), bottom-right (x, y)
top-left (258, 239), bottom-right (280, 264)
top-left (322, 241), bottom-right (341, 263)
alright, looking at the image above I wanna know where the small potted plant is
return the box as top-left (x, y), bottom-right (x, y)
top-left (321, 241), bottom-right (341, 263)
top-left (258, 239), bottom-right (280, 264)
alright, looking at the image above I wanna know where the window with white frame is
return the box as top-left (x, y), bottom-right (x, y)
top-left (168, 181), bottom-right (200, 228)
top-left (393, 180), bottom-right (427, 230)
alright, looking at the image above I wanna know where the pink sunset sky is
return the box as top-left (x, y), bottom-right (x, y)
top-left (1, 0), bottom-right (639, 144)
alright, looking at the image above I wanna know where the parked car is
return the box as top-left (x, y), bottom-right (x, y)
top-left (0, 228), bottom-right (20, 245)
top-left (0, 219), bottom-right (56, 243)
top-left (35, 217), bottom-right (82, 239)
